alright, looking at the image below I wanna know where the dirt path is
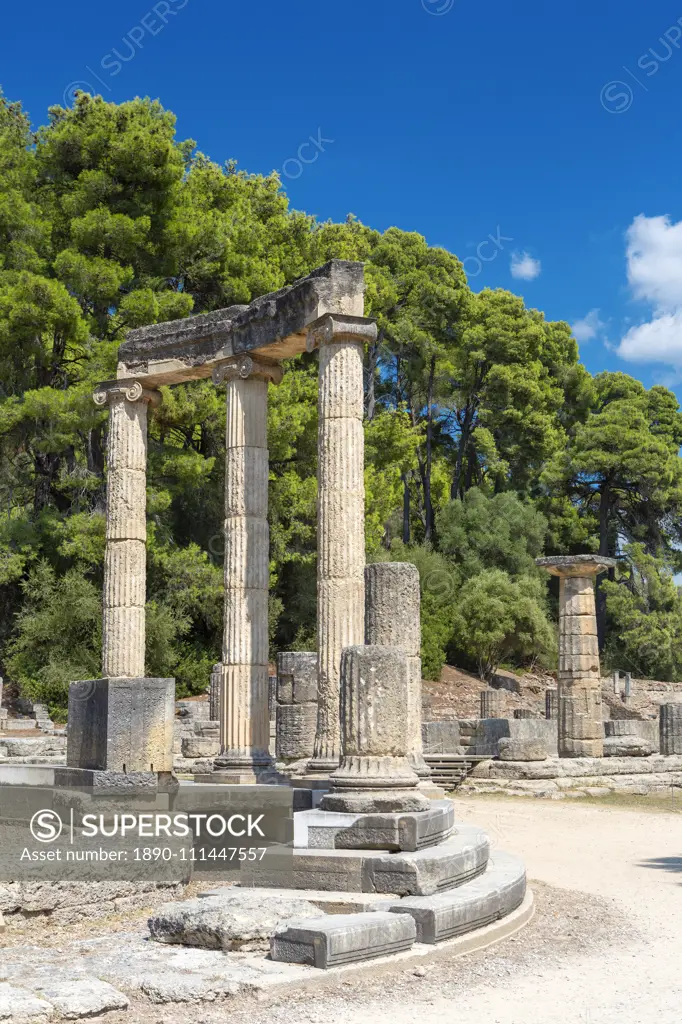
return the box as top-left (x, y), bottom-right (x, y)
top-left (221, 795), bottom-right (682, 1024)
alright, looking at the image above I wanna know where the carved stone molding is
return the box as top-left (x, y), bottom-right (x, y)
top-left (93, 380), bottom-right (162, 407)
top-left (306, 314), bottom-right (378, 353)
top-left (212, 355), bottom-right (283, 386)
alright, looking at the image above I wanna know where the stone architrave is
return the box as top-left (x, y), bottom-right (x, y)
top-left (212, 355), bottom-right (283, 780)
top-left (364, 562), bottom-right (430, 779)
top-left (660, 704), bottom-right (682, 755)
top-left (93, 381), bottom-right (161, 678)
top-left (307, 314), bottom-right (378, 773)
top-left (536, 555), bottom-right (617, 758)
top-left (480, 689), bottom-right (504, 719)
top-left (320, 645), bottom-right (429, 813)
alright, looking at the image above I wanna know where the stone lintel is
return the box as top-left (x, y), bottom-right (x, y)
top-left (305, 312), bottom-right (378, 352)
top-left (536, 554), bottom-right (618, 577)
top-left (117, 260), bottom-right (366, 387)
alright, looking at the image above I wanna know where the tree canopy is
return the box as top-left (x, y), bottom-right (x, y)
top-left (2, 89), bottom-right (682, 714)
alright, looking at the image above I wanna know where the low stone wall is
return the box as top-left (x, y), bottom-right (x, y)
top-left (459, 718), bottom-right (558, 758)
top-left (0, 881), bottom-right (185, 927)
top-left (464, 754), bottom-right (682, 798)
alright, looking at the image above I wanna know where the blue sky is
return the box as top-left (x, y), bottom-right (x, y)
top-left (3, 0), bottom-right (682, 396)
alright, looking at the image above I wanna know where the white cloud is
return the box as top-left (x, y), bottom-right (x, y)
top-left (572, 308), bottom-right (605, 343)
top-left (626, 214), bottom-right (682, 312)
top-left (619, 311), bottom-right (682, 365)
top-left (617, 214), bottom-right (682, 367)
top-left (510, 251), bottom-right (541, 280)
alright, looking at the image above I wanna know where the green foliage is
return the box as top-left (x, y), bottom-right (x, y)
top-left (2, 88), bottom-right (682, 712)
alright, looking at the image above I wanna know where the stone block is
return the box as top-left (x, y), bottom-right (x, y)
top-left (364, 562), bottom-right (421, 655)
top-left (0, 984), bottom-right (53, 1019)
top-left (422, 721), bottom-right (461, 754)
top-left (33, 979), bottom-right (129, 1018)
top-left (381, 851), bottom-right (526, 943)
top-left (66, 677), bottom-right (176, 772)
top-left (605, 720), bottom-right (658, 747)
top-left (660, 703), bottom-right (682, 755)
top-left (545, 688), bottom-right (558, 720)
top-left (498, 738), bottom-right (548, 761)
top-left (271, 911), bottom-right (416, 969)
top-left (296, 800), bottom-right (455, 852)
top-left (276, 704), bottom-right (318, 760)
top-left (277, 652), bottom-right (318, 705)
top-left (603, 736), bottom-right (656, 757)
top-left (181, 735), bottom-right (220, 759)
top-left (149, 891), bottom-right (321, 951)
top-left (363, 825), bottom-right (489, 896)
top-left (513, 709), bottom-right (533, 720)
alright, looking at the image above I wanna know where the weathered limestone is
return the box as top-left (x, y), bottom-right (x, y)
top-left (296, 800), bottom-right (455, 852)
top-left (94, 380), bottom-right (161, 678)
top-left (67, 677), bottom-right (175, 773)
top-left (320, 646), bottom-right (429, 813)
top-left (513, 709), bottom-right (534, 720)
top-left (422, 721), bottom-right (461, 754)
top-left (118, 260), bottom-right (366, 387)
top-left (545, 688), bottom-right (558, 720)
top-left (276, 653), bottom-right (318, 760)
top-left (537, 555), bottom-right (617, 757)
top-left (209, 663), bottom-right (221, 721)
top-left (480, 689), bottom-right (504, 719)
top-left (498, 737), bottom-right (548, 761)
top-left (212, 356), bottom-right (282, 780)
top-left (308, 314), bottom-right (378, 772)
top-left (271, 911), bottom-right (416, 969)
top-left (364, 562), bottom-right (430, 779)
top-left (660, 703), bottom-right (682, 755)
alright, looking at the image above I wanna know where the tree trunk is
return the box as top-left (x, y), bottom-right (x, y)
top-left (423, 356), bottom-right (436, 542)
top-left (365, 336), bottom-right (380, 422)
top-left (596, 481), bottom-right (611, 650)
top-left (402, 472), bottom-right (411, 545)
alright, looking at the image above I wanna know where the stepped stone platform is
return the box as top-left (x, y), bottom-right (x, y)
top-left (294, 800), bottom-right (455, 851)
top-left (271, 911), bottom-right (416, 968)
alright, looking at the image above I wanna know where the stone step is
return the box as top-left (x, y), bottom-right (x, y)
top-left (271, 911), bottom-right (416, 969)
top-left (294, 800), bottom-right (455, 852)
top-left (243, 823), bottom-right (490, 896)
top-left (378, 850), bottom-right (526, 943)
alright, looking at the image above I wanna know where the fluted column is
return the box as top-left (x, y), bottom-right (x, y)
top-left (537, 555), bottom-right (617, 757)
top-left (307, 314), bottom-right (378, 773)
top-left (213, 355), bottom-right (282, 775)
top-left (94, 380), bottom-right (161, 678)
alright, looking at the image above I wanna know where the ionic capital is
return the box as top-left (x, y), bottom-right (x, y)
top-left (306, 314), bottom-right (378, 353)
top-left (212, 355), bottom-right (283, 386)
top-left (93, 380), bottom-right (162, 408)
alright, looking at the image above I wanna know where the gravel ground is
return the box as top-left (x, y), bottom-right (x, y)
top-left (3, 796), bottom-right (680, 1024)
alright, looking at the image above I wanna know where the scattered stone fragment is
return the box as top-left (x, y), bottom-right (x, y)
top-left (148, 891), bottom-right (321, 951)
top-left (33, 979), bottom-right (129, 1019)
top-left (0, 983), bottom-right (53, 1021)
top-left (271, 911), bottom-right (416, 969)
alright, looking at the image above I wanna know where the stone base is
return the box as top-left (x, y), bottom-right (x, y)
top-left (294, 800), bottom-right (455, 852)
top-left (67, 677), bottom-right (175, 773)
top-left (379, 851), bottom-right (526, 943)
top-left (243, 825), bottom-right (489, 896)
top-left (418, 781), bottom-right (448, 800)
top-left (53, 767), bottom-right (177, 792)
top-left (193, 768), bottom-right (284, 786)
top-left (319, 788), bottom-right (430, 814)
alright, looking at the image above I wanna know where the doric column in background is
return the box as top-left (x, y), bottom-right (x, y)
top-left (213, 355), bottom-right (282, 778)
top-left (94, 381), bottom-right (161, 678)
top-left (537, 555), bottom-right (617, 758)
top-left (307, 314), bottom-right (378, 773)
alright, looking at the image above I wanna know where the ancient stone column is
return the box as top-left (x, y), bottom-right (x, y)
top-left (320, 645), bottom-right (429, 813)
top-left (545, 688), bottom-right (558, 720)
top-left (536, 555), bottom-right (617, 757)
top-left (276, 652), bottom-right (318, 761)
top-left (480, 689), bottom-right (504, 719)
top-left (94, 380), bottom-right (161, 678)
top-left (660, 704), bottom-right (682, 755)
top-left (212, 355), bottom-right (282, 780)
top-left (209, 663), bottom-right (221, 721)
top-left (364, 562), bottom-right (430, 779)
top-left (307, 314), bottom-right (378, 773)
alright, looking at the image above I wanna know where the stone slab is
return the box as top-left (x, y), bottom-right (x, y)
top-left (201, 886), bottom-right (396, 915)
top-left (295, 800), bottom-right (455, 852)
top-left (271, 911), bottom-right (416, 969)
top-left (118, 260), bottom-right (365, 386)
top-left (0, 983), bottom-right (52, 1020)
top-left (498, 738), bottom-right (548, 761)
top-left (603, 735), bottom-right (656, 757)
top-left (379, 850), bottom-right (526, 943)
top-left (471, 754), bottom-right (682, 780)
top-left (149, 891), bottom-right (321, 951)
top-left (32, 979), bottom-right (129, 1018)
